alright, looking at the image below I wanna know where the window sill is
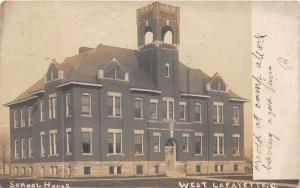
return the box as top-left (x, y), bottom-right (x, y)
top-left (151, 117), bottom-right (158, 119)
top-left (108, 116), bottom-right (122, 119)
top-left (134, 118), bottom-right (144, 120)
top-left (213, 154), bottom-right (226, 157)
top-left (195, 154), bottom-right (203, 156)
top-left (212, 122), bottom-right (223, 125)
top-left (82, 153), bottom-right (93, 156)
top-left (194, 121), bottom-right (203, 124)
top-left (135, 153), bottom-right (144, 156)
top-left (154, 150), bottom-right (161, 153)
top-left (65, 115), bottom-right (72, 118)
top-left (233, 124), bottom-right (240, 126)
top-left (106, 153), bottom-right (125, 156)
top-left (183, 151), bottom-right (189, 153)
top-left (233, 154), bottom-right (240, 157)
top-left (48, 154), bottom-right (59, 157)
top-left (81, 115), bottom-right (92, 117)
top-left (66, 153), bottom-right (72, 156)
top-left (49, 118), bottom-right (57, 120)
top-left (40, 120), bottom-right (45, 122)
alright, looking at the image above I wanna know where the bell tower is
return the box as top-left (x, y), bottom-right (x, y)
top-left (137, 2), bottom-right (180, 91)
top-left (136, 1), bottom-right (180, 49)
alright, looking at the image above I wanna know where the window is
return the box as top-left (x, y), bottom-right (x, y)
top-left (136, 165), bottom-right (143, 175)
top-left (134, 130), bottom-right (144, 154)
top-left (21, 139), bottom-right (26, 158)
top-left (107, 92), bottom-right (121, 117)
top-left (165, 63), bottom-right (170, 77)
top-left (163, 98), bottom-right (174, 120)
top-left (215, 165), bottom-right (223, 173)
top-left (234, 164), bottom-right (239, 172)
top-left (109, 166), bottom-right (114, 175)
top-left (81, 93), bottom-right (91, 116)
top-left (150, 99), bottom-right (158, 119)
top-left (66, 129), bottom-right (72, 155)
top-left (153, 132), bottom-right (161, 152)
top-left (134, 98), bottom-right (143, 119)
top-left (84, 167), bottom-right (91, 175)
top-left (213, 102), bottom-right (223, 124)
top-left (82, 131), bottom-right (92, 154)
top-left (155, 165), bottom-right (159, 174)
top-left (65, 94), bottom-right (71, 116)
top-left (196, 165), bottom-right (201, 173)
top-left (14, 111), bottom-right (18, 128)
top-left (195, 133), bottom-right (203, 155)
top-left (107, 129), bottom-right (122, 154)
top-left (233, 134), bottom-right (240, 156)
top-left (109, 166), bottom-right (121, 175)
top-left (103, 60), bottom-right (126, 80)
top-left (28, 138), bottom-right (33, 157)
top-left (179, 102), bottom-right (186, 120)
top-left (194, 103), bottom-right (202, 122)
top-left (51, 166), bottom-right (57, 176)
top-left (214, 133), bottom-right (224, 155)
top-left (49, 130), bottom-right (57, 156)
top-left (40, 132), bottom-right (45, 157)
top-left (232, 107), bottom-right (239, 125)
top-left (28, 107), bottom-right (33, 126)
top-left (28, 167), bottom-right (33, 176)
top-left (40, 100), bottom-right (45, 121)
top-left (49, 93), bottom-right (57, 119)
top-left (21, 109), bottom-right (25, 127)
top-left (14, 140), bottom-right (19, 158)
top-left (182, 134), bottom-right (189, 152)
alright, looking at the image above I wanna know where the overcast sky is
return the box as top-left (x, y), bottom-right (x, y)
top-left (0, 1), bottom-right (252, 153)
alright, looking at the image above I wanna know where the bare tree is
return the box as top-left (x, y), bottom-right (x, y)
top-left (0, 129), bottom-right (10, 175)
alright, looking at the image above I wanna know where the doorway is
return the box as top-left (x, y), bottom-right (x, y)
top-left (165, 139), bottom-right (176, 172)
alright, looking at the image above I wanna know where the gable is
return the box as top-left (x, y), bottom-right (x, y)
top-left (103, 58), bottom-right (126, 80)
top-left (211, 77), bottom-right (226, 91)
top-left (46, 63), bottom-right (59, 82)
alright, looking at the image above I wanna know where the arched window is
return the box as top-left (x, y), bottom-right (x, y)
top-left (145, 31), bottom-right (153, 44)
top-left (162, 26), bottom-right (173, 44)
top-left (163, 31), bottom-right (173, 44)
top-left (165, 63), bottom-right (170, 77)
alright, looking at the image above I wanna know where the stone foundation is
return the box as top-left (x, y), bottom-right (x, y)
top-left (10, 160), bottom-right (246, 178)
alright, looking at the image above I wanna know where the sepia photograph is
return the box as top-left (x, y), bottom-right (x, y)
top-left (0, 1), bottom-right (299, 188)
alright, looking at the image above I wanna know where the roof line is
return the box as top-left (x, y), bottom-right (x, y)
top-left (3, 96), bottom-right (38, 107)
top-left (31, 90), bottom-right (45, 95)
top-left (181, 93), bottom-right (211, 98)
top-left (128, 88), bottom-right (162, 94)
top-left (57, 82), bottom-right (103, 88)
top-left (228, 98), bottom-right (249, 102)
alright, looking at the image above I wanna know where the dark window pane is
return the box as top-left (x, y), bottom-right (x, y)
top-left (117, 166), bottom-right (122, 174)
top-left (107, 96), bottom-right (113, 116)
top-left (150, 102), bottom-right (157, 118)
top-left (116, 133), bottom-right (121, 153)
top-left (109, 166), bottom-right (114, 174)
top-left (84, 167), bottom-right (91, 175)
top-left (136, 165), bottom-right (143, 175)
top-left (115, 97), bottom-right (121, 116)
top-left (134, 99), bottom-right (142, 118)
top-left (82, 132), bottom-right (91, 153)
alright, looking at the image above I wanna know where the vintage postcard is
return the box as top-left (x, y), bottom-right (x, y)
top-left (0, 1), bottom-right (299, 188)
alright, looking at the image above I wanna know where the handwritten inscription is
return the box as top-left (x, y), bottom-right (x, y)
top-left (252, 32), bottom-right (287, 175)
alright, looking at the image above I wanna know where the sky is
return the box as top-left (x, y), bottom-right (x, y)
top-left (0, 1), bottom-right (252, 153)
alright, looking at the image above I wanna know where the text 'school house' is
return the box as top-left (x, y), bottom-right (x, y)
top-left (5, 2), bottom-right (247, 177)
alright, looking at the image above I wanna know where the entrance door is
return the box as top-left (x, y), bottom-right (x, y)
top-left (165, 146), bottom-right (175, 171)
top-left (165, 139), bottom-right (176, 172)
